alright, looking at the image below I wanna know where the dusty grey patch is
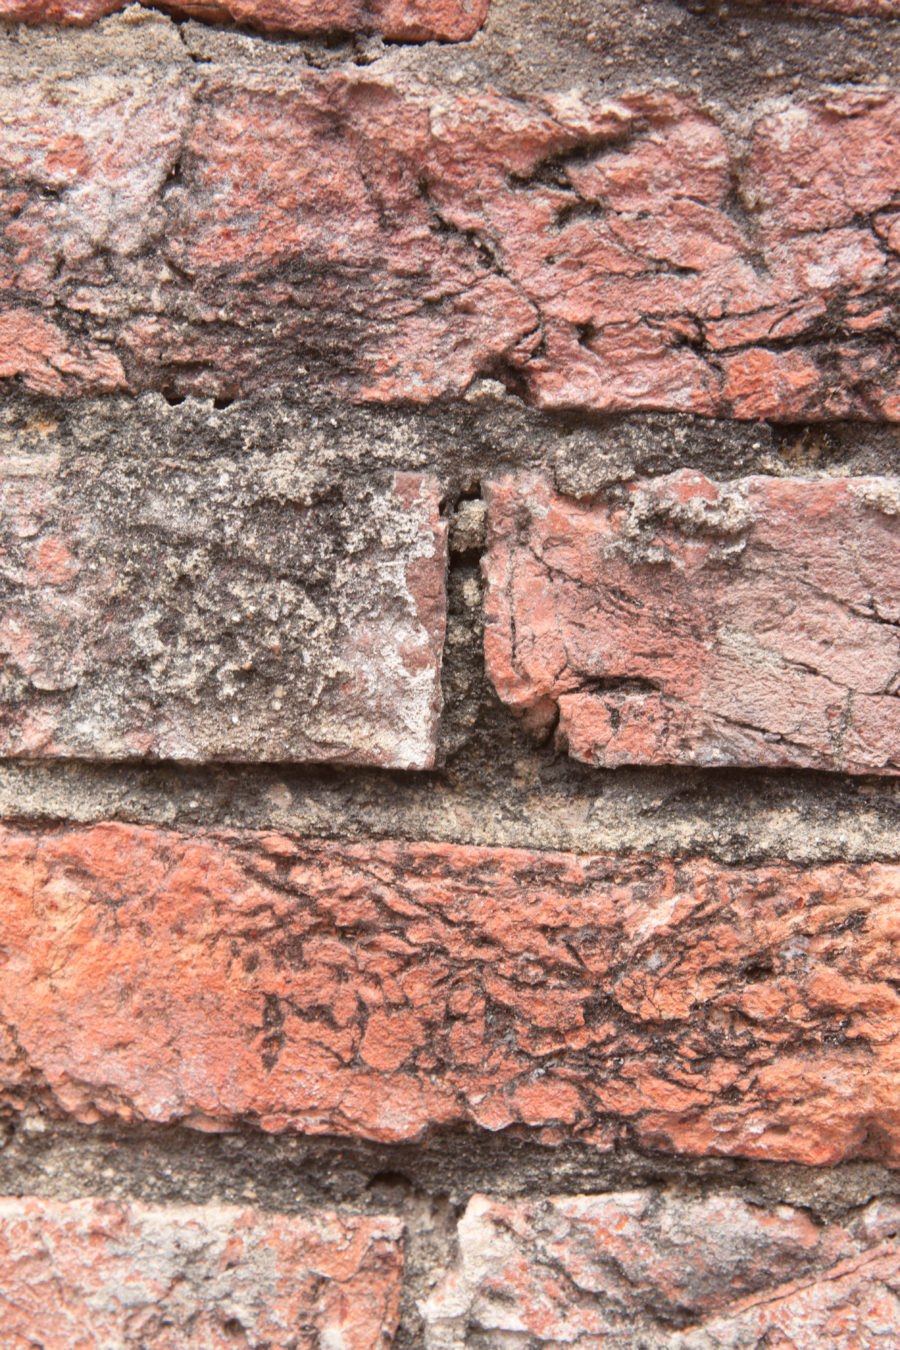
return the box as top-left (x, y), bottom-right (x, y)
top-left (0, 441), bottom-right (446, 768)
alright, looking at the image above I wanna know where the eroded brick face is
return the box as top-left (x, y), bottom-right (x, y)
top-left (0, 454), bottom-right (446, 768)
top-left (422, 1192), bottom-right (900, 1349)
top-left (3, 49), bottom-right (900, 418)
top-left (483, 471), bottom-right (900, 774)
top-left (0, 1197), bottom-right (404, 1350)
top-left (2, 823), bottom-right (899, 1165)
top-left (0, 0), bottom-right (487, 39)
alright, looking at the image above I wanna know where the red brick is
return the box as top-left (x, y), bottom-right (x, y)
top-left (0, 1196), bottom-right (404, 1350)
top-left (2, 59), bottom-right (899, 418)
top-left (483, 471), bottom-right (900, 774)
top-left (2, 823), bottom-right (900, 1165)
top-left (0, 454), bottom-right (447, 768)
top-left (422, 1192), bottom-right (900, 1349)
top-left (0, 0), bottom-right (486, 39)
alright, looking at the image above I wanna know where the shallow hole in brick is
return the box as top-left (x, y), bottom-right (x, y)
top-left (740, 959), bottom-right (775, 983)
top-left (366, 1169), bottom-right (415, 1199)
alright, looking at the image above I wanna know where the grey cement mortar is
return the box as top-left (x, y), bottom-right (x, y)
top-left (3, 388), bottom-right (900, 502)
top-left (7, 724), bottom-right (900, 864)
top-left (5, 1115), bottom-right (899, 1219)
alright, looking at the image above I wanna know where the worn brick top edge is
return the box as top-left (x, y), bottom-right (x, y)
top-left (0, 0), bottom-right (488, 42)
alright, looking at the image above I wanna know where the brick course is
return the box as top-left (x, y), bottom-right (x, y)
top-left (2, 53), bottom-right (900, 417)
top-left (2, 822), bottom-right (899, 1165)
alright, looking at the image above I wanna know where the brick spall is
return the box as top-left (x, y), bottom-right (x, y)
top-left (0, 457), bottom-right (447, 767)
top-left (422, 1191), bottom-right (900, 1349)
top-left (483, 471), bottom-right (900, 773)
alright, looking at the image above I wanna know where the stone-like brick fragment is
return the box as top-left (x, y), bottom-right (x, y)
top-left (484, 471), bottom-right (900, 774)
top-left (3, 35), bottom-right (900, 419)
top-left (0, 448), bottom-right (447, 767)
top-left (2, 823), bottom-right (900, 1165)
top-left (0, 0), bottom-right (486, 40)
top-left (0, 1196), bottom-right (404, 1350)
top-left (422, 1192), bottom-right (900, 1350)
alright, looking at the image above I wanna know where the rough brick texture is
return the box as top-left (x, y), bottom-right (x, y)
top-left (0, 1196), bottom-right (404, 1350)
top-left (0, 451), bottom-right (446, 767)
top-left (3, 45), bottom-right (900, 418)
top-left (3, 822), bottom-right (899, 1165)
top-left (484, 471), bottom-right (900, 774)
top-left (0, 0), bottom-right (487, 40)
top-left (423, 1192), bottom-right (900, 1349)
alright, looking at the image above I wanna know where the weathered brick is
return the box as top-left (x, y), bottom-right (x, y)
top-left (0, 0), bottom-right (486, 40)
top-left (0, 1196), bottom-right (404, 1350)
top-left (483, 471), bottom-right (900, 774)
top-left (2, 823), bottom-right (899, 1165)
top-left (0, 449), bottom-right (447, 767)
top-left (422, 1192), bottom-right (900, 1349)
top-left (2, 41), bottom-right (899, 418)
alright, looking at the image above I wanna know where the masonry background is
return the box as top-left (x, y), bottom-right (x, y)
top-left (2, 0), bottom-right (900, 1344)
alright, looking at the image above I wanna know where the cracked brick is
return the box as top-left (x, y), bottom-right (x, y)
top-left (483, 470), bottom-right (900, 774)
top-left (2, 35), bottom-right (900, 419)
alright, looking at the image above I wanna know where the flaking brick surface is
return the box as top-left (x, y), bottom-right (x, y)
top-left (2, 822), bottom-right (899, 1165)
top-left (0, 0), bottom-right (487, 39)
top-left (2, 31), bottom-right (900, 418)
top-left (423, 1192), bottom-right (900, 1349)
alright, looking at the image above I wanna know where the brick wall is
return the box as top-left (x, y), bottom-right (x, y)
top-left (1, 0), bottom-right (900, 1344)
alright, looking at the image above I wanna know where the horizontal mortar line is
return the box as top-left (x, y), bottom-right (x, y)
top-left (3, 760), bottom-right (900, 863)
top-left (3, 1122), bottom-right (898, 1213)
